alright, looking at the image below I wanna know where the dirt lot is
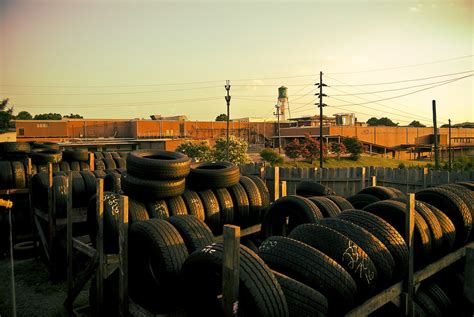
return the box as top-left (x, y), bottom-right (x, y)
top-left (0, 257), bottom-right (88, 317)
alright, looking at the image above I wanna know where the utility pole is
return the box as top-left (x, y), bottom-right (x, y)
top-left (448, 119), bottom-right (452, 171)
top-left (432, 100), bottom-right (440, 169)
top-left (315, 71), bottom-right (327, 168)
top-left (225, 80), bottom-right (231, 160)
top-left (274, 104), bottom-right (282, 153)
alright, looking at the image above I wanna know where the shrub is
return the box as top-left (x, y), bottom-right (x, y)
top-left (176, 141), bottom-right (214, 162)
top-left (214, 135), bottom-right (250, 164)
top-left (398, 162), bottom-right (406, 169)
top-left (330, 142), bottom-right (346, 160)
top-left (300, 133), bottom-right (325, 164)
top-left (260, 148), bottom-right (283, 166)
top-left (343, 137), bottom-right (363, 161)
top-left (284, 139), bottom-right (302, 162)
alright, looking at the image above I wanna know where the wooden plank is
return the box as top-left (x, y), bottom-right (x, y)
top-left (0, 189), bottom-right (29, 195)
top-left (346, 282), bottom-right (403, 317)
top-left (119, 195), bottom-right (129, 316)
top-left (66, 172), bottom-right (73, 307)
top-left (464, 247), bottom-right (474, 304)
top-left (28, 158), bottom-right (37, 259)
top-left (360, 167), bottom-right (366, 190)
top-left (222, 225), bottom-right (240, 317)
top-left (64, 255), bottom-right (99, 310)
top-left (34, 208), bottom-right (87, 225)
top-left (273, 167), bottom-right (280, 202)
top-left (371, 176), bottom-right (377, 187)
top-left (215, 224), bottom-right (261, 242)
top-left (280, 181), bottom-right (287, 197)
top-left (96, 178), bottom-right (104, 316)
top-left (47, 162), bottom-right (56, 277)
top-left (89, 152), bottom-right (95, 171)
top-left (72, 237), bottom-right (96, 258)
top-left (402, 193), bottom-right (415, 317)
top-left (34, 216), bottom-right (50, 261)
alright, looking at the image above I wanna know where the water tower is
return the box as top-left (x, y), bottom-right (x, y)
top-left (277, 86), bottom-right (289, 121)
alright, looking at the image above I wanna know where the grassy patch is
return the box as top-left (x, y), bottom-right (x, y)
top-left (280, 155), bottom-right (431, 168)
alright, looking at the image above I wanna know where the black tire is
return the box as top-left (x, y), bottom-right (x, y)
top-left (31, 148), bottom-right (62, 164)
top-left (80, 162), bottom-right (90, 171)
top-left (60, 161), bottom-right (71, 172)
top-left (439, 184), bottom-right (474, 227)
top-left (414, 289), bottom-right (443, 317)
top-left (357, 186), bottom-right (397, 200)
top-left (103, 152), bottom-right (113, 159)
top-left (272, 270), bottom-right (328, 317)
top-left (197, 190), bottom-right (221, 234)
top-left (103, 158), bottom-right (117, 170)
top-left (414, 302), bottom-right (427, 317)
top-left (386, 187), bottom-right (407, 200)
top-left (145, 200), bottom-right (170, 219)
top-left (52, 163), bottom-right (60, 173)
top-left (53, 175), bottom-right (68, 218)
top-left (118, 152), bottom-right (129, 159)
top-left (0, 142), bottom-right (30, 154)
top-left (261, 195), bottom-right (323, 239)
top-left (182, 243), bottom-right (289, 317)
top-left (240, 176), bottom-right (263, 224)
top-left (415, 201), bottom-right (444, 257)
top-left (166, 195), bottom-right (188, 216)
top-left (424, 203), bottom-right (456, 254)
top-left (248, 175), bottom-right (271, 208)
top-left (37, 164), bottom-right (48, 174)
top-left (424, 282), bottom-right (452, 315)
top-left (11, 161), bottom-right (26, 189)
top-left (227, 183), bottom-right (250, 227)
top-left (326, 195), bottom-right (354, 211)
top-left (336, 209), bottom-right (408, 282)
top-left (71, 171), bottom-right (86, 208)
top-left (70, 161), bottom-right (81, 172)
top-left (318, 218), bottom-right (395, 286)
top-left (258, 236), bottom-right (357, 315)
top-left (213, 188), bottom-right (234, 225)
top-left (32, 172), bottom-right (48, 210)
top-left (95, 159), bottom-right (106, 171)
top-left (289, 223), bottom-right (378, 297)
top-left (129, 198), bottom-right (149, 224)
top-left (168, 215), bottom-right (214, 253)
top-left (31, 142), bottom-right (59, 151)
top-left (114, 157), bottom-right (126, 169)
top-left (416, 187), bottom-right (472, 247)
top-left (93, 170), bottom-right (106, 179)
top-left (111, 152), bottom-right (121, 159)
top-left (363, 200), bottom-right (432, 267)
top-left (187, 161), bottom-right (240, 190)
top-left (129, 219), bottom-right (189, 312)
top-left (94, 152), bottom-right (104, 160)
top-left (104, 172), bottom-right (121, 193)
top-left (307, 196), bottom-right (341, 218)
top-left (80, 170), bottom-right (97, 199)
top-left (127, 150), bottom-right (191, 180)
top-left (456, 182), bottom-right (474, 191)
top-left (62, 148), bottom-right (89, 162)
top-left (181, 189), bottom-right (205, 221)
top-left (295, 181), bottom-right (336, 197)
top-left (347, 193), bottom-right (381, 209)
top-left (121, 172), bottom-right (185, 200)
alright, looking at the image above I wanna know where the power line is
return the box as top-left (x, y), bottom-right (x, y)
top-left (328, 76), bottom-right (472, 97)
top-left (326, 54), bottom-right (473, 75)
top-left (329, 70), bottom-right (473, 87)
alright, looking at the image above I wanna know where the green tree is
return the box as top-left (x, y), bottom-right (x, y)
top-left (367, 117), bottom-right (379, 126)
top-left (0, 98), bottom-right (14, 130)
top-left (343, 137), bottom-right (363, 161)
top-left (408, 120), bottom-right (426, 127)
top-left (367, 117), bottom-right (398, 126)
top-left (300, 133), bottom-right (323, 164)
top-left (176, 141), bottom-right (214, 162)
top-left (214, 135), bottom-right (250, 164)
top-left (63, 113), bottom-right (83, 119)
top-left (34, 113), bottom-right (62, 120)
top-left (260, 148), bottom-right (283, 166)
top-left (330, 142), bottom-right (346, 160)
top-left (284, 138), bottom-right (302, 162)
top-left (215, 114), bottom-right (228, 121)
top-left (16, 111), bottom-right (33, 120)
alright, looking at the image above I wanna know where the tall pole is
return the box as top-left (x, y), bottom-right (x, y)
top-left (432, 100), bottom-right (440, 169)
top-left (225, 80), bottom-right (231, 160)
top-left (448, 119), bottom-right (452, 171)
top-left (274, 104), bottom-right (281, 153)
top-left (316, 71), bottom-right (327, 168)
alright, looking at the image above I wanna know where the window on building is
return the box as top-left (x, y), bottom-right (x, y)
top-left (19, 128), bottom-right (24, 136)
top-left (36, 123), bottom-right (49, 128)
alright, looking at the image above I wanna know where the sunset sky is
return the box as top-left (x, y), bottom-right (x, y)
top-left (0, 0), bottom-right (472, 126)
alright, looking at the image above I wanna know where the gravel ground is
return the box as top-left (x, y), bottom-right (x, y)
top-left (0, 257), bottom-right (88, 317)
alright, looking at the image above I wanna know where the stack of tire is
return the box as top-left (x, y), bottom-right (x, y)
top-left (295, 180), bottom-right (355, 212)
top-left (94, 151), bottom-right (127, 171)
top-left (30, 142), bottom-right (62, 173)
top-left (60, 148), bottom-right (91, 172)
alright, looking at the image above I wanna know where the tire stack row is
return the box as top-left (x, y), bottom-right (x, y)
top-left (94, 151), bottom-right (128, 171)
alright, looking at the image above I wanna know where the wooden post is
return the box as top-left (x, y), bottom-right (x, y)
top-left (371, 176), bottom-right (376, 187)
top-left (273, 166), bottom-right (280, 202)
top-left (280, 181), bottom-right (287, 197)
top-left (422, 168), bottom-right (428, 189)
top-left (361, 167), bottom-right (366, 189)
top-left (222, 225), bottom-right (240, 317)
top-left (66, 172), bottom-right (73, 308)
top-left (259, 166), bottom-right (265, 180)
top-left (464, 247), bottom-right (474, 305)
top-left (402, 193), bottom-right (415, 316)
top-left (119, 195), bottom-right (129, 316)
top-left (89, 152), bottom-right (95, 171)
top-left (27, 158), bottom-right (37, 258)
top-left (47, 162), bottom-right (55, 276)
top-left (96, 179), bottom-right (104, 316)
